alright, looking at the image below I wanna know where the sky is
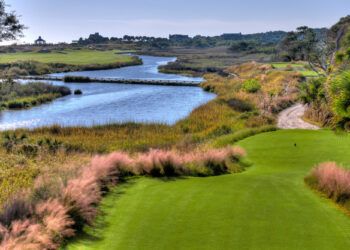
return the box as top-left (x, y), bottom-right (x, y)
top-left (4, 0), bottom-right (350, 44)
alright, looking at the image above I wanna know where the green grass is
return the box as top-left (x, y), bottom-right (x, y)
top-left (66, 130), bottom-right (350, 250)
top-left (0, 49), bottom-right (133, 65)
top-left (271, 62), bottom-right (319, 77)
top-left (300, 70), bottom-right (319, 77)
top-left (271, 62), bottom-right (305, 68)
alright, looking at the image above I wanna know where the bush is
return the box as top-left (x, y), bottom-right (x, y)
top-left (64, 76), bottom-right (91, 83)
top-left (242, 79), bottom-right (261, 93)
top-left (0, 197), bottom-right (32, 227)
top-left (330, 71), bottom-right (350, 128)
top-left (74, 89), bottom-right (83, 95)
top-left (305, 162), bottom-right (350, 203)
top-left (227, 98), bottom-right (254, 112)
top-left (299, 77), bottom-right (326, 105)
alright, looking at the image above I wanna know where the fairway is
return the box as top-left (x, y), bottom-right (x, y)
top-left (68, 130), bottom-right (350, 250)
top-left (0, 49), bottom-right (134, 65)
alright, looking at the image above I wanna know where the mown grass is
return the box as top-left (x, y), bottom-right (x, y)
top-left (67, 130), bottom-right (350, 250)
top-left (0, 49), bottom-right (133, 65)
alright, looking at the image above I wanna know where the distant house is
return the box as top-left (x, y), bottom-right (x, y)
top-left (35, 36), bottom-right (46, 45)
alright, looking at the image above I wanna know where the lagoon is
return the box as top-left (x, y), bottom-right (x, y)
top-left (0, 56), bottom-right (215, 130)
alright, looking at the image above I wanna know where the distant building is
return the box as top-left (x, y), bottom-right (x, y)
top-left (35, 36), bottom-right (46, 45)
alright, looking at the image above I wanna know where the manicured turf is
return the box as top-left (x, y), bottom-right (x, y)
top-left (67, 130), bottom-right (350, 250)
top-left (0, 49), bottom-right (133, 65)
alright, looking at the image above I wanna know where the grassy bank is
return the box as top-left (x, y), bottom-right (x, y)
top-left (67, 130), bottom-right (350, 250)
top-left (0, 81), bottom-right (71, 110)
top-left (0, 49), bottom-right (142, 76)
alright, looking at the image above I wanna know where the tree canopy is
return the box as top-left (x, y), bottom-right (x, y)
top-left (0, 0), bottom-right (24, 42)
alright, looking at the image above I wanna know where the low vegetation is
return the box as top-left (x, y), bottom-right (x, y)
top-left (0, 146), bottom-right (246, 248)
top-left (242, 79), bottom-right (261, 93)
top-left (64, 76), bottom-right (91, 83)
top-left (0, 80), bottom-right (71, 110)
top-left (73, 89), bottom-right (82, 95)
top-left (305, 162), bottom-right (350, 211)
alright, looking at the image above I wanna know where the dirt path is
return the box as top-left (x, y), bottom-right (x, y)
top-left (277, 103), bottom-right (319, 130)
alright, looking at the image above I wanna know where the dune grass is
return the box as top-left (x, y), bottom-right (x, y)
top-left (0, 49), bottom-right (133, 65)
top-left (67, 130), bottom-right (350, 250)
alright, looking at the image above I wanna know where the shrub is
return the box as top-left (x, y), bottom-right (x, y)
top-left (135, 150), bottom-right (184, 177)
top-left (242, 79), bottom-right (261, 93)
top-left (74, 89), bottom-right (83, 95)
top-left (89, 152), bottom-right (134, 183)
top-left (227, 98), bottom-right (254, 112)
top-left (210, 125), bottom-right (233, 137)
top-left (305, 162), bottom-right (350, 203)
top-left (35, 199), bottom-right (75, 241)
top-left (63, 176), bottom-right (101, 230)
top-left (0, 220), bottom-right (54, 249)
top-left (331, 71), bottom-right (350, 128)
top-left (64, 76), bottom-right (91, 83)
top-left (299, 77), bottom-right (326, 105)
top-left (0, 197), bottom-right (33, 227)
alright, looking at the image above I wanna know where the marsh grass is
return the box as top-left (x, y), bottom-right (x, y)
top-left (0, 81), bottom-right (71, 110)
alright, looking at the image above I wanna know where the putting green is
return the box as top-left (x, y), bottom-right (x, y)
top-left (67, 130), bottom-right (350, 250)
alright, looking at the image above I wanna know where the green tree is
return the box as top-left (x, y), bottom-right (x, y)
top-left (279, 26), bottom-right (332, 74)
top-left (0, 0), bottom-right (24, 42)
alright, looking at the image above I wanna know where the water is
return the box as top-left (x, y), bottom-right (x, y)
top-left (50, 55), bottom-right (203, 82)
top-left (0, 56), bottom-right (215, 130)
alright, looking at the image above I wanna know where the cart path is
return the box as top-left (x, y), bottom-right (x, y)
top-left (278, 103), bottom-right (319, 130)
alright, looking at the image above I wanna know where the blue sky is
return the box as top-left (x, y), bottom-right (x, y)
top-left (5, 0), bottom-right (350, 43)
